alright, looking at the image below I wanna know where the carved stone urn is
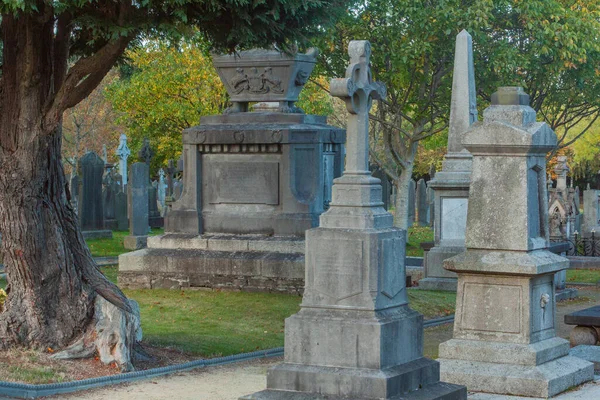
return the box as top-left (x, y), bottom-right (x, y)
top-left (212, 48), bottom-right (318, 113)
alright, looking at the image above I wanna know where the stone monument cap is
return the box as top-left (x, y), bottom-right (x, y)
top-left (491, 86), bottom-right (530, 106)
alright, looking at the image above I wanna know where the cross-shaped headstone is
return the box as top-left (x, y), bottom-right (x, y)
top-left (330, 40), bottom-right (385, 175)
top-left (138, 138), bottom-right (154, 165)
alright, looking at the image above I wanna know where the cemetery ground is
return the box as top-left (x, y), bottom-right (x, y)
top-left (0, 226), bottom-right (599, 388)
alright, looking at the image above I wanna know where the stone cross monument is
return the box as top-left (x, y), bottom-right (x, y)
top-left (421, 30), bottom-right (477, 291)
top-left (116, 133), bottom-right (131, 189)
top-left (241, 41), bottom-right (466, 400)
top-left (437, 87), bottom-right (593, 398)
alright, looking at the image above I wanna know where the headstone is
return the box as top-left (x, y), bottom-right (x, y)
top-left (241, 40), bottom-right (466, 400)
top-left (408, 179), bottom-right (416, 225)
top-left (157, 168), bottom-right (166, 209)
top-left (548, 156), bottom-right (578, 240)
top-left (138, 138), bottom-right (154, 166)
top-left (102, 165), bottom-right (120, 230)
top-left (78, 152), bottom-right (112, 239)
top-left (116, 133), bottom-right (131, 189)
top-left (427, 182), bottom-right (435, 227)
top-left (166, 160), bottom-right (175, 197)
top-left (369, 164), bottom-right (391, 210)
top-left (582, 186), bottom-right (600, 235)
top-left (416, 178), bottom-right (428, 226)
top-left (102, 144), bottom-right (108, 164)
top-left (421, 30), bottom-right (477, 291)
top-left (115, 191), bottom-right (128, 231)
top-left (437, 87), bottom-right (593, 397)
top-left (124, 162), bottom-right (149, 249)
top-left (172, 179), bottom-right (183, 201)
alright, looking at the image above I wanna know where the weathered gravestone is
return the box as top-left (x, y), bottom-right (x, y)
top-left (124, 162), bottom-right (149, 250)
top-left (103, 165), bottom-right (121, 230)
top-left (241, 40), bottom-right (466, 400)
top-left (116, 133), bottom-right (131, 190)
top-left (115, 191), bottom-right (128, 231)
top-left (119, 47), bottom-right (345, 292)
top-left (369, 164), bottom-right (391, 210)
top-left (408, 178), bottom-right (416, 225)
top-left (78, 152), bottom-right (112, 239)
top-left (417, 178), bottom-right (429, 226)
top-left (437, 87), bottom-right (593, 397)
top-left (420, 30), bottom-right (477, 291)
top-left (583, 183), bottom-right (600, 235)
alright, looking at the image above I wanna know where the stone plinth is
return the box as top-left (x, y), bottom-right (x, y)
top-left (421, 30), bottom-right (475, 291)
top-left (241, 40), bottom-right (465, 400)
top-left (437, 87), bottom-right (593, 398)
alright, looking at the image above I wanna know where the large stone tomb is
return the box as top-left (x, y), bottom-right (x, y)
top-left (119, 48), bottom-right (344, 292)
top-left (437, 87), bottom-right (593, 398)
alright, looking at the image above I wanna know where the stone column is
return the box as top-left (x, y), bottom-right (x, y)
top-left (421, 30), bottom-right (477, 291)
top-left (241, 41), bottom-right (466, 400)
top-left (124, 162), bottom-right (149, 250)
top-left (437, 87), bottom-right (593, 398)
top-left (116, 133), bottom-right (131, 190)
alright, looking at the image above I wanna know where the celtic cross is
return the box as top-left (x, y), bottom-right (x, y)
top-left (330, 40), bottom-right (386, 175)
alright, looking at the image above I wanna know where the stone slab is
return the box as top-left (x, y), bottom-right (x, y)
top-left (81, 230), bottom-right (113, 240)
top-left (424, 246), bottom-right (461, 281)
top-left (241, 382), bottom-right (466, 399)
top-left (438, 337), bottom-right (570, 366)
top-left (439, 356), bottom-right (593, 398)
top-left (570, 345), bottom-right (600, 371)
top-left (123, 235), bottom-right (147, 250)
top-left (565, 306), bottom-right (600, 326)
top-left (118, 247), bottom-right (304, 294)
top-left (555, 288), bottom-right (578, 302)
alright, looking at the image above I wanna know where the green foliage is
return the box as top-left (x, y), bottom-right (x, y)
top-left (106, 40), bottom-right (335, 167)
top-left (315, 0), bottom-right (600, 180)
top-left (0, 288), bottom-right (6, 311)
top-left (2, 0), bottom-right (348, 55)
top-left (106, 41), bottom-right (226, 169)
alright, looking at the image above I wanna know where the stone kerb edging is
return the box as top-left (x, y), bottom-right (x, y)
top-left (0, 316), bottom-right (455, 399)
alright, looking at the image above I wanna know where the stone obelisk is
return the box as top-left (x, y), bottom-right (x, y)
top-left (437, 87), bottom-right (593, 398)
top-left (420, 30), bottom-right (477, 291)
top-left (241, 41), bottom-right (466, 400)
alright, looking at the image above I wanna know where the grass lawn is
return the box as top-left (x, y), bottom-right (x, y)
top-left (407, 225), bottom-right (433, 257)
top-left (567, 269), bottom-right (600, 284)
top-left (85, 228), bottom-right (163, 257)
top-left (93, 265), bottom-right (456, 357)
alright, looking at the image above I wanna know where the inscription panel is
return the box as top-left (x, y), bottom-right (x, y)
top-left (313, 238), bottom-right (363, 301)
top-left (209, 161), bottom-right (279, 205)
top-left (441, 197), bottom-right (468, 242)
top-left (380, 237), bottom-right (405, 299)
top-left (461, 283), bottom-right (522, 334)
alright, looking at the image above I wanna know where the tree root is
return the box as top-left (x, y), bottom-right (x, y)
top-left (51, 296), bottom-right (143, 372)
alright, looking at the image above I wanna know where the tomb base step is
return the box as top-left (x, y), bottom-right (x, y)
top-left (240, 359), bottom-right (465, 400)
top-left (555, 287), bottom-right (578, 301)
top-left (438, 355), bottom-right (593, 398)
top-left (117, 247), bottom-right (304, 294)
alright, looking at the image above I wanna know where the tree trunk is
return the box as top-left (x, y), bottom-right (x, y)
top-left (392, 141), bottom-right (418, 231)
top-left (0, 8), bottom-right (139, 371)
top-left (393, 162), bottom-right (415, 231)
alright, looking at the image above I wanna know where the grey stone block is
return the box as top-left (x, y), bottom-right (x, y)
top-left (123, 235), bottom-right (147, 250)
top-left (570, 345), bottom-right (600, 371)
top-left (556, 287), bottom-right (578, 302)
top-left (439, 356), bottom-right (593, 398)
top-left (417, 278), bottom-right (457, 292)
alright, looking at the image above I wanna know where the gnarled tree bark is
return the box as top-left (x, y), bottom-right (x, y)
top-left (0, 5), bottom-right (139, 371)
